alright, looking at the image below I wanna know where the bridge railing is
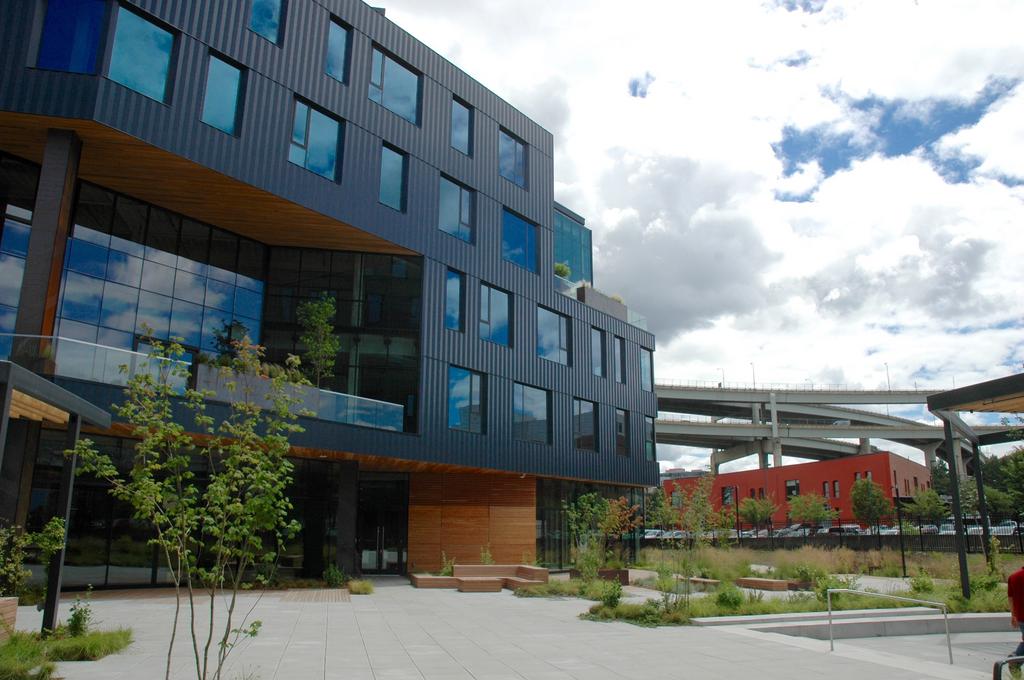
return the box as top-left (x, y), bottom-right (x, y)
top-left (655, 378), bottom-right (937, 393)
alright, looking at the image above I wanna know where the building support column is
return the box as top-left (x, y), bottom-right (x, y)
top-left (920, 442), bottom-right (939, 471)
top-left (858, 438), bottom-right (871, 455)
top-left (41, 413), bottom-right (80, 633)
top-left (334, 461), bottom-right (358, 576)
top-left (14, 129), bottom-right (81, 340)
top-left (951, 439), bottom-right (968, 480)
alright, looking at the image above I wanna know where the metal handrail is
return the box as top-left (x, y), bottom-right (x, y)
top-left (993, 655), bottom-right (1024, 679)
top-left (825, 588), bottom-right (953, 665)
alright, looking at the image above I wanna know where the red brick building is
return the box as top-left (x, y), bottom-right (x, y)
top-left (662, 452), bottom-right (931, 524)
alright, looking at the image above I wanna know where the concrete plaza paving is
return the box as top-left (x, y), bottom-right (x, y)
top-left (14, 577), bottom-right (1012, 679)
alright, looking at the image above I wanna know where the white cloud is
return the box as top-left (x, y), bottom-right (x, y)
top-left (938, 83), bottom-right (1024, 180)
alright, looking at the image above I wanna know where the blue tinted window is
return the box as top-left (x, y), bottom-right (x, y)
top-left (325, 19), bottom-right (349, 82)
top-left (136, 291), bottom-right (172, 338)
top-left (554, 209), bottom-right (593, 286)
top-left (513, 383), bottom-right (550, 444)
top-left (640, 348), bottom-right (654, 391)
top-left (0, 254), bottom-right (26, 308)
top-left (249, 0), bottom-right (283, 43)
top-left (37, 0), bottom-right (105, 74)
top-left (537, 306), bottom-right (570, 365)
top-left (645, 416), bottom-right (656, 461)
top-left (99, 281), bottom-right (138, 332)
top-left (61, 271), bottom-right (104, 324)
top-left (479, 284), bottom-right (509, 346)
top-left (107, 251), bottom-right (143, 288)
top-left (140, 259), bottom-right (173, 294)
top-left (438, 177), bottom-right (472, 242)
top-left (0, 220), bottom-right (31, 257)
top-left (379, 145), bottom-right (406, 211)
top-left (368, 48), bottom-right (420, 124)
top-left (201, 55), bottom-right (243, 135)
top-left (614, 336), bottom-right (625, 383)
top-left (451, 98), bottom-right (472, 155)
top-left (501, 209), bottom-right (536, 272)
top-left (170, 298), bottom-right (203, 346)
top-left (444, 269), bottom-right (463, 331)
top-left (499, 130), bottom-right (526, 187)
top-left (66, 238), bottom-right (108, 278)
top-left (108, 6), bottom-right (175, 102)
top-left (447, 366), bottom-right (484, 433)
top-left (573, 399), bottom-right (597, 451)
top-left (289, 100), bottom-right (340, 180)
top-left (590, 327), bottom-right (605, 377)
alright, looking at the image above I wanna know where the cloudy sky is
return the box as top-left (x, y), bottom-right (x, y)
top-left (375, 0), bottom-right (1024, 470)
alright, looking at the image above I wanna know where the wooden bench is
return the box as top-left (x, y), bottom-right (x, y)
top-left (409, 564), bottom-right (549, 592)
top-left (735, 577), bottom-right (789, 591)
top-left (455, 577), bottom-right (504, 593)
top-left (0, 598), bottom-right (16, 642)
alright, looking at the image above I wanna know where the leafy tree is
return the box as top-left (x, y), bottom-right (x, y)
top-left (787, 492), bottom-right (838, 526)
top-left (1000, 447), bottom-right (1024, 512)
top-left (738, 496), bottom-right (777, 532)
top-left (983, 487), bottom-right (1016, 516)
top-left (564, 492), bottom-right (608, 555)
top-left (850, 478), bottom-right (893, 529)
top-left (645, 487), bottom-right (678, 531)
top-left (0, 518), bottom-right (65, 600)
top-left (69, 337), bottom-right (305, 680)
top-left (903, 488), bottom-right (946, 524)
top-left (930, 460), bottom-right (950, 496)
top-left (678, 474), bottom-right (732, 545)
top-left (296, 292), bottom-right (341, 388)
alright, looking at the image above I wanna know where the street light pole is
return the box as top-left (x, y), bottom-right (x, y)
top-left (750, 362), bottom-right (756, 388)
top-left (884, 362), bottom-right (891, 416)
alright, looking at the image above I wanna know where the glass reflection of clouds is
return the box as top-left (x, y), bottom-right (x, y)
top-left (501, 210), bottom-right (536, 272)
top-left (249, 0), bottom-right (283, 43)
top-left (513, 383), bottom-right (549, 443)
top-left (108, 6), bottom-right (174, 102)
top-left (201, 55), bottom-right (243, 135)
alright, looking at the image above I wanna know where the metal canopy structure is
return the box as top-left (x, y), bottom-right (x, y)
top-left (0, 360), bottom-right (110, 632)
top-left (927, 373), bottom-right (1024, 599)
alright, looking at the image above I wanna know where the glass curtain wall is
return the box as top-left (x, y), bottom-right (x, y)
top-left (553, 209), bottom-right (593, 287)
top-left (261, 248), bottom-right (422, 432)
top-left (535, 478), bottom-right (644, 569)
top-left (0, 153), bottom-right (40, 355)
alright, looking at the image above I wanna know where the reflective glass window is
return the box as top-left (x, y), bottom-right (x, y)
top-left (614, 336), bottom-right (625, 383)
top-left (498, 130), bottom-right (526, 187)
top-left (479, 283), bottom-right (509, 346)
top-left (249, 0), bottom-right (284, 44)
top-left (368, 47), bottom-right (420, 124)
top-left (438, 177), bottom-right (472, 242)
top-left (590, 327), bottom-right (605, 377)
top-left (108, 6), bottom-right (175, 103)
top-left (99, 281), bottom-right (138, 332)
top-left (37, 0), bottom-right (105, 74)
top-left (554, 208), bottom-right (593, 286)
top-left (0, 254), bottom-right (26, 308)
top-left (615, 409), bottom-right (629, 455)
top-left (501, 209), bottom-right (536, 272)
top-left (640, 347), bottom-right (654, 391)
top-left (644, 416), bottom-right (656, 461)
top-left (289, 100), bottom-right (341, 180)
top-left (573, 399), bottom-right (596, 451)
top-left (201, 54), bottom-right (243, 135)
top-left (447, 366), bottom-right (483, 433)
top-left (444, 269), bottom-right (463, 331)
top-left (536, 306), bottom-right (570, 365)
top-left (513, 383), bottom-right (550, 444)
top-left (136, 291), bottom-right (172, 338)
top-left (140, 259), bottom-right (174, 294)
top-left (379, 144), bottom-right (406, 211)
top-left (61, 271), bottom-right (104, 324)
top-left (170, 298), bottom-right (202, 346)
top-left (325, 19), bottom-right (349, 82)
top-left (66, 239), bottom-right (108, 278)
top-left (451, 98), bottom-right (472, 155)
top-left (1, 221), bottom-right (31, 258)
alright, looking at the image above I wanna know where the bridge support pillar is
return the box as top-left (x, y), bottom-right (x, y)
top-left (858, 438), bottom-right (870, 454)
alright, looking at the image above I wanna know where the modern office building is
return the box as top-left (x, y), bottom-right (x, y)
top-left (663, 451), bottom-right (931, 525)
top-left (0, 0), bottom-right (657, 585)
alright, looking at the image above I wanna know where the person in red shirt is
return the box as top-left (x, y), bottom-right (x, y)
top-left (1010, 564), bottom-right (1024, 678)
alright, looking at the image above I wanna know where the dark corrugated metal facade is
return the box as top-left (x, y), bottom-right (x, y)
top-left (0, 0), bottom-right (658, 486)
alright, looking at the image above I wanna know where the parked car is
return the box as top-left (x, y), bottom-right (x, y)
top-left (938, 523), bottom-right (956, 535)
top-left (777, 523), bottom-right (810, 537)
top-left (643, 529), bottom-right (663, 540)
top-left (919, 524), bottom-right (939, 534)
top-left (827, 525), bottom-right (863, 536)
top-left (992, 520), bottom-right (1020, 536)
top-left (877, 526), bottom-right (899, 536)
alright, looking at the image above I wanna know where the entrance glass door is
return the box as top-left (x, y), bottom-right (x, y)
top-left (356, 475), bottom-right (408, 574)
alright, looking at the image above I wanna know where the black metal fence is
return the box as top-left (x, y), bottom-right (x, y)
top-left (643, 513), bottom-right (1024, 555)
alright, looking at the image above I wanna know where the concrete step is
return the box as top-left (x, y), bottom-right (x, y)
top-left (751, 612), bottom-right (1008, 640)
top-left (693, 606), bottom-right (938, 626)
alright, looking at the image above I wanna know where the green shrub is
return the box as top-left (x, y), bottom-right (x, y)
top-left (347, 579), bottom-right (374, 595)
top-left (66, 591), bottom-right (93, 638)
top-left (514, 580), bottom-right (582, 598)
top-left (592, 580), bottom-right (622, 608)
top-left (323, 565), bottom-right (346, 589)
top-left (440, 552), bottom-right (455, 577)
top-left (791, 564), bottom-right (826, 584)
top-left (969, 572), bottom-right (1001, 593)
top-left (0, 628), bottom-right (132, 679)
top-left (909, 569), bottom-right (934, 594)
top-left (814, 574), bottom-right (859, 603)
top-left (45, 629), bottom-right (132, 661)
top-left (715, 583), bottom-right (744, 610)
top-left (480, 545), bottom-right (495, 565)
top-left (0, 631), bottom-right (54, 680)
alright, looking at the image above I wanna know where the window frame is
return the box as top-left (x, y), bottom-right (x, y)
top-left (447, 365), bottom-right (485, 434)
top-left (640, 347), bottom-right (654, 392)
top-left (324, 17), bottom-right (351, 83)
top-left (498, 128), bottom-right (527, 188)
top-left (572, 398), bottom-right (597, 452)
top-left (248, 0), bottom-right (286, 45)
top-left (536, 306), bottom-right (570, 365)
top-left (200, 51), bottom-right (246, 136)
top-left (501, 208), bottom-right (537, 273)
top-left (444, 268), bottom-right (464, 332)
top-left (590, 327), bottom-right (606, 377)
top-left (613, 336), bottom-right (626, 384)
top-left (288, 98), bottom-right (342, 181)
top-left (644, 416), bottom-right (656, 462)
top-left (513, 382), bottom-right (551, 444)
top-left (36, 0), bottom-right (108, 74)
top-left (368, 45), bottom-right (421, 125)
top-left (378, 143), bottom-right (408, 212)
top-left (615, 408), bottom-right (629, 456)
top-left (438, 175), bottom-right (473, 243)
top-left (107, 3), bottom-right (178, 103)
top-left (450, 96), bottom-right (473, 155)
top-left (479, 282), bottom-right (511, 347)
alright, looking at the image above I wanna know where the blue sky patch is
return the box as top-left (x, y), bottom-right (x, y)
top-left (628, 72), bottom-right (656, 98)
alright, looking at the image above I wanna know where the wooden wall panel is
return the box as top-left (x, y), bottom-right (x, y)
top-left (407, 472), bottom-right (536, 572)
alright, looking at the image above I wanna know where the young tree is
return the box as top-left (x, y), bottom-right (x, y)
top-left (296, 292), bottom-right (341, 388)
top-left (904, 488), bottom-right (947, 524)
top-left (69, 338), bottom-right (305, 680)
top-left (738, 496), bottom-right (777, 533)
top-left (851, 478), bottom-right (893, 530)
top-left (646, 487), bottom-right (678, 531)
top-left (787, 492), bottom-right (838, 527)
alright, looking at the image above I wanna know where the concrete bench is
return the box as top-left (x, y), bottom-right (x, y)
top-left (735, 577), bottom-right (789, 591)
